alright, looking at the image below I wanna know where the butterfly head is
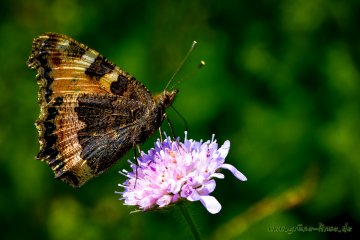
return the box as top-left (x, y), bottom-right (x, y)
top-left (163, 89), bottom-right (178, 108)
top-left (153, 89), bottom-right (177, 108)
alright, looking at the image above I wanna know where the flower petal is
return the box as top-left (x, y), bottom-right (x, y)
top-left (218, 140), bottom-right (230, 159)
top-left (199, 195), bottom-right (222, 214)
top-left (156, 195), bottom-right (172, 208)
top-left (197, 179), bottom-right (216, 195)
top-left (221, 163), bottom-right (247, 181)
top-left (210, 173), bottom-right (224, 179)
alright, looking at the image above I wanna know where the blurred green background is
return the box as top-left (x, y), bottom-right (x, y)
top-left (0, 0), bottom-right (359, 239)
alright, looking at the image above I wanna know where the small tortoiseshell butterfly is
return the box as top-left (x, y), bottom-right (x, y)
top-left (27, 33), bottom-right (177, 187)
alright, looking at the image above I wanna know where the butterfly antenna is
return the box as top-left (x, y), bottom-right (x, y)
top-left (171, 60), bottom-right (205, 89)
top-left (164, 40), bottom-right (198, 91)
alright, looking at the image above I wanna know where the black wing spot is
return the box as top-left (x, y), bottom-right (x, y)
top-left (110, 75), bottom-right (128, 95)
top-left (85, 55), bottom-right (115, 80)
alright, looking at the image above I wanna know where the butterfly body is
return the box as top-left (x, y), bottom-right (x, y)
top-left (27, 33), bottom-right (177, 187)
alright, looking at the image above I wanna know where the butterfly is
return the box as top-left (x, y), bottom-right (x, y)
top-left (27, 33), bottom-right (178, 187)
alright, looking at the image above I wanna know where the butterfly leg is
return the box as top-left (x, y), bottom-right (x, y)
top-left (164, 113), bottom-right (176, 139)
top-left (133, 145), bottom-right (141, 189)
top-left (158, 128), bottom-right (164, 142)
top-left (170, 106), bottom-right (188, 132)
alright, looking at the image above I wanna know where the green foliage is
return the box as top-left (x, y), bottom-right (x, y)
top-left (0, 0), bottom-right (359, 239)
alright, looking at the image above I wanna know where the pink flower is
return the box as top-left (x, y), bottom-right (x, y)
top-left (116, 132), bottom-right (247, 214)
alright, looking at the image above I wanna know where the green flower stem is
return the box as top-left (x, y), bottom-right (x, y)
top-left (178, 204), bottom-right (201, 240)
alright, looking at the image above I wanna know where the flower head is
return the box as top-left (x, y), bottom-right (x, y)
top-left (116, 132), bottom-right (247, 214)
